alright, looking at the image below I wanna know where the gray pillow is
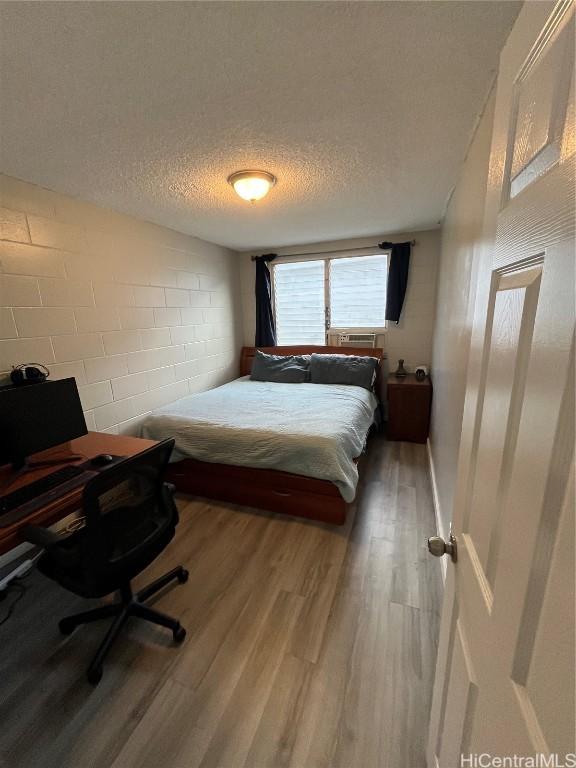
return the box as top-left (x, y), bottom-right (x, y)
top-left (250, 350), bottom-right (311, 383)
top-left (310, 353), bottom-right (378, 390)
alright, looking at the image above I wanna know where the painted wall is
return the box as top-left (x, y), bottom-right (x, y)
top-left (239, 229), bottom-right (440, 372)
top-left (0, 174), bottom-right (243, 436)
top-left (429, 90), bottom-right (496, 537)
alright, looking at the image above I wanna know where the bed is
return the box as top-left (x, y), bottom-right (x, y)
top-left (143, 346), bottom-right (383, 525)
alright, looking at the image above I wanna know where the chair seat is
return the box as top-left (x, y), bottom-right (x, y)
top-left (38, 521), bottom-right (176, 598)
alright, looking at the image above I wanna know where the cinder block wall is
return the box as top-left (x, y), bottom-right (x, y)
top-left (0, 174), bottom-right (243, 435)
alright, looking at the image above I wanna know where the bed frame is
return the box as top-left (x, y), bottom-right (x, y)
top-left (164, 345), bottom-right (384, 525)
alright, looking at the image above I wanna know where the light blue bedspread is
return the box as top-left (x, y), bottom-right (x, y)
top-left (141, 377), bottom-right (378, 502)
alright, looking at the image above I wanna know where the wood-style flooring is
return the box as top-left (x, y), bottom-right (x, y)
top-left (0, 437), bottom-right (443, 768)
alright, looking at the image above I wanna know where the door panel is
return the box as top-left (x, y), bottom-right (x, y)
top-left (437, 619), bottom-right (478, 768)
top-left (525, 467), bottom-right (575, 756)
top-left (507, 0), bottom-right (574, 199)
top-left (467, 265), bottom-right (542, 583)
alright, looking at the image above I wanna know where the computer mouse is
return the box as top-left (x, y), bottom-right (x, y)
top-left (91, 454), bottom-right (115, 467)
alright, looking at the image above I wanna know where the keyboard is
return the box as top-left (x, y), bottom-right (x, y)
top-left (0, 465), bottom-right (87, 519)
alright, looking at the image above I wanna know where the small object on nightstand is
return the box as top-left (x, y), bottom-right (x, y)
top-left (387, 373), bottom-right (432, 443)
top-left (415, 365), bottom-right (428, 382)
top-left (394, 359), bottom-right (408, 378)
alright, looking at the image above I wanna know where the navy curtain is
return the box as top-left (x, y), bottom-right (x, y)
top-left (254, 253), bottom-right (277, 346)
top-left (380, 241), bottom-right (411, 324)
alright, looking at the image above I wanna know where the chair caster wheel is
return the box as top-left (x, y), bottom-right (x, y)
top-left (59, 619), bottom-right (76, 635)
top-left (177, 568), bottom-right (189, 584)
top-left (173, 624), bottom-right (186, 643)
top-left (87, 666), bottom-right (103, 686)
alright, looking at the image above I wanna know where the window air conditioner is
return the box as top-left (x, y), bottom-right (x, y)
top-left (336, 333), bottom-right (376, 348)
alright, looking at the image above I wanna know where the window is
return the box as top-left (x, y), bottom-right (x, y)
top-left (329, 254), bottom-right (387, 328)
top-left (273, 253), bottom-right (388, 345)
top-left (274, 260), bottom-right (325, 345)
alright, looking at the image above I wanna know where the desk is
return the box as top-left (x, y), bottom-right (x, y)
top-left (0, 432), bottom-right (156, 556)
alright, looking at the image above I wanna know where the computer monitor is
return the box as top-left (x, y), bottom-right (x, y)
top-left (0, 377), bottom-right (88, 469)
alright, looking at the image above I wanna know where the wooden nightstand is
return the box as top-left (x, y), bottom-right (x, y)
top-left (387, 374), bottom-right (432, 443)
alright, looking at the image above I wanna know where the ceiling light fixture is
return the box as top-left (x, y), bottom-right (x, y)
top-left (227, 170), bottom-right (276, 202)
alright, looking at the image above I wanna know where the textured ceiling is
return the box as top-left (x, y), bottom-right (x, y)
top-left (0, 1), bottom-right (521, 250)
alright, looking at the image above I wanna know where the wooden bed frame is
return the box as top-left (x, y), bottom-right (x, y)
top-left (165, 345), bottom-right (384, 525)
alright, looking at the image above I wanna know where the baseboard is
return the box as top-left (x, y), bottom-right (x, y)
top-left (426, 438), bottom-right (447, 582)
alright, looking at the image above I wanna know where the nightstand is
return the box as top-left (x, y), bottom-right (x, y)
top-left (387, 374), bottom-right (432, 443)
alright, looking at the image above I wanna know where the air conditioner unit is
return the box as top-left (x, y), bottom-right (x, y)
top-left (336, 332), bottom-right (376, 348)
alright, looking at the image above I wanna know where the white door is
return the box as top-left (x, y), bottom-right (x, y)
top-left (428, 1), bottom-right (575, 765)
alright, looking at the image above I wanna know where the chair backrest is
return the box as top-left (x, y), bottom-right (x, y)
top-left (79, 439), bottom-right (176, 581)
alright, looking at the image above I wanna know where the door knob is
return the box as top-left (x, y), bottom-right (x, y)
top-left (427, 533), bottom-right (457, 563)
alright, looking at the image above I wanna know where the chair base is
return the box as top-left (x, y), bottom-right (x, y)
top-left (59, 565), bottom-right (189, 685)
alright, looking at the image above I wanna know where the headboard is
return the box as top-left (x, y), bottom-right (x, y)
top-left (240, 345), bottom-right (385, 395)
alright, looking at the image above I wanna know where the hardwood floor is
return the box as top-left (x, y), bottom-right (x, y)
top-left (0, 437), bottom-right (443, 768)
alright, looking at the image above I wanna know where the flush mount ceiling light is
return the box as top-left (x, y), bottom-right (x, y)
top-left (227, 170), bottom-right (276, 202)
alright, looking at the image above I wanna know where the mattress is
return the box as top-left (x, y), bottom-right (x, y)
top-left (141, 377), bottom-right (378, 502)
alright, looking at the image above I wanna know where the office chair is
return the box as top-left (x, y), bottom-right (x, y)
top-left (25, 439), bottom-right (188, 685)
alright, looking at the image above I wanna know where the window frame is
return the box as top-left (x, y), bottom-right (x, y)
top-left (271, 250), bottom-right (390, 341)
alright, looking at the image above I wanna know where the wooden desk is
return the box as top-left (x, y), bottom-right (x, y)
top-left (0, 432), bottom-right (156, 556)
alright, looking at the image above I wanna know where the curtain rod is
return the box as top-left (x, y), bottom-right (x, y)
top-left (250, 241), bottom-right (416, 261)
